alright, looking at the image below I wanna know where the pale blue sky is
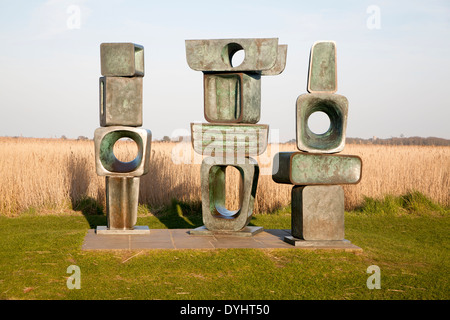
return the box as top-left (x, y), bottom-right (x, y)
top-left (0, 0), bottom-right (449, 141)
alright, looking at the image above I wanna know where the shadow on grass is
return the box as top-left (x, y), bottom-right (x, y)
top-left (145, 199), bottom-right (203, 229)
top-left (67, 155), bottom-right (106, 229)
top-left (148, 199), bottom-right (262, 229)
top-left (72, 197), bottom-right (106, 229)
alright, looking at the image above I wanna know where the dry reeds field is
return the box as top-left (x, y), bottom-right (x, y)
top-left (0, 136), bottom-right (448, 216)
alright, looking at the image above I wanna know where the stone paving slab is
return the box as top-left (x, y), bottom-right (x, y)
top-left (82, 229), bottom-right (362, 251)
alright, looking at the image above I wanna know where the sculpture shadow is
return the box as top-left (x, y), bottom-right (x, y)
top-left (148, 198), bottom-right (203, 229)
top-left (147, 198), bottom-right (260, 230)
top-left (67, 156), bottom-right (106, 229)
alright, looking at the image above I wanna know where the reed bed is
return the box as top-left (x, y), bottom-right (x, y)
top-left (0, 137), bottom-right (448, 216)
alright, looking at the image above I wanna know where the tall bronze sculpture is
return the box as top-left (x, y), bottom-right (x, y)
top-left (272, 41), bottom-right (362, 248)
top-left (185, 38), bottom-right (287, 236)
top-left (94, 43), bottom-right (152, 234)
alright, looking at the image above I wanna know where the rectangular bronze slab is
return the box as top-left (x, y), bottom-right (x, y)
top-left (272, 152), bottom-right (362, 185)
top-left (191, 123), bottom-right (268, 157)
top-left (185, 38), bottom-right (279, 72)
top-left (105, 176), bottom-right (140, 230)
top-left (307, 41), bottom-right (337, 93)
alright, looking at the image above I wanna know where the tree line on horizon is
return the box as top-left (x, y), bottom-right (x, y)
top-left (4, 135), bottom-right (450, 147)
top-left (283, 136), bottom-right (450, 146)
top-left (345, 136), bottom-right (450, 146)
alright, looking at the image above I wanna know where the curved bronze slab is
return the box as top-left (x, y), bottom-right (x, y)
top-left (261, 44), bottom-right (288, 76)
top-left (185, 38), bottom-right (281, 72)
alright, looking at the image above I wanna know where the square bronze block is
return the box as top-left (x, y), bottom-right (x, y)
top-left (200, 157), bottom-right (259, 232)
top-left (100, 43), bottom-right (144, 77)
top-left (100, 76), bottom-right (143, 127)
top-left (296, 93), bottom-right (348, 153)
top-left (291, 185), bottom-right (345, 241)
top-left (94, 126), bottom-right (151, 177)
top-left (204, 73), bottom-right (261, 123)
top-left (272, 152), bottom-right (362, 185)
top-left (191, 123), bottom-right (268, 157)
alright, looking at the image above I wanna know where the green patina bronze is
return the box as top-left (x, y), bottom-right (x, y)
top-left (204, 73), bottom-right (261, 123)
top-left (99, 130), bottom-right (144, 173)
top-left (100, 43), bottom-right (144, 77)
top-left (290, 185), bottom-right (345, 240)
top-left (272, 152), bottom-right (362, 185)
top-left (186, 38), bottom-right (286, 236)
top-left (185, 38), bottom-right (280, 72)
top-left (94, 42), bottom-right (151, 233)
top-left (208, 165), bottom-right (240, 217)
top-left (308, 41), bottom-right (337, 93)
top-left (199, 157), bottom-right (260, 232)
top-left (100, 76), bottom-right (143, 127)
top-left (105, 176), bottom-right (140, 230)
top-left (270, 40), bottom-right (362, 246)
top-left (296, 93), bottom-right (348, 153)
top-left (207, 73), bottom-right (241, 121)
top-left (94, 126), bottom-right (152, 177)
top-left (261, 45), bottom-right (288, 76)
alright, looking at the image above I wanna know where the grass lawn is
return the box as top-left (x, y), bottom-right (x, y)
top-left (0, 195), bottom-right (449, 301)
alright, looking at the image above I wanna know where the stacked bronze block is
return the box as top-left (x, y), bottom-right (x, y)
top-left (272, 41), bottom-right (362, 246)
top-left (94, 43), bottom-right (152, 234)
top-left (186, 38), bottom-right (287, 236)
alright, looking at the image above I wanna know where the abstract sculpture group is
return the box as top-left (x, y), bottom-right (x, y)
top-left (92, 39), bottom-right (362, 248)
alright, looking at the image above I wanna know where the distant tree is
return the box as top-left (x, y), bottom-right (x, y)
top-left (77, 136), bottom-right (88, 141)
top-left (162, 136), bottom-right (171, 142)
top-left (345, 136), bottom-right (450, 146)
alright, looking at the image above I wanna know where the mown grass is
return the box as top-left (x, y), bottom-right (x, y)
top-left (0, 193), bottom-right (448, 300)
